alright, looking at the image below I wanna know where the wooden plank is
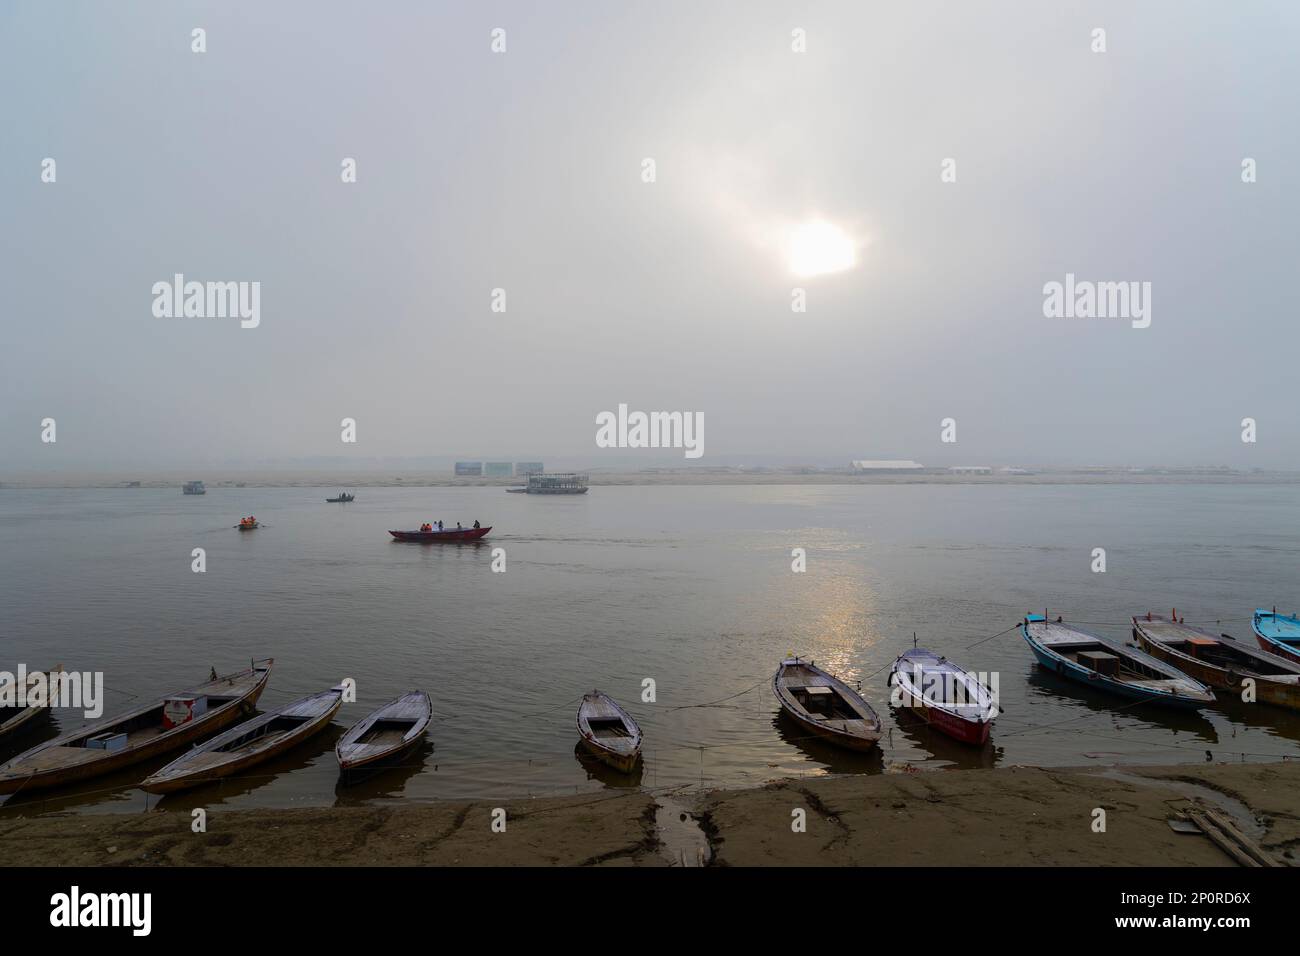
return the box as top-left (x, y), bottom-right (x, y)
top-left (1185, 809), bottom-right (1259, 868)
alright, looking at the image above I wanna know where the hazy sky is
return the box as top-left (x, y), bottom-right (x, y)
top-left (3, 1), bottom-right (1298, 470)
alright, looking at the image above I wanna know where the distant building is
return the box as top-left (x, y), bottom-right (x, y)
top-left (515, 461), bottom-right (544, 476)
top-left (484, 461), bottom-right (513, 477)
top-left (851, 460), bottom-right (924, 473)
top-left (999, 467), bottom-right (1032, 476)
top-left (454, 461), bottom-right (483, 476)
top-left (949, 466), bottom-right (993, 475)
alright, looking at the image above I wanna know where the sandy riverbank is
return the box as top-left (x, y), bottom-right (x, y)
top-left (2, 760), bottom-right (1295, 866)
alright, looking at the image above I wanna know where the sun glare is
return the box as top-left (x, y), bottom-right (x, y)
top-left (788, 221), bottom-right (856, 277)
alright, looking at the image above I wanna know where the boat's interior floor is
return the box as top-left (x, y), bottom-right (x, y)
top-left (353, 727), bottom-right (410, 748)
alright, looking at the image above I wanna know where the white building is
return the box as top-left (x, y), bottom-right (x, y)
top-left (851, 460), bottom-right (925, 472)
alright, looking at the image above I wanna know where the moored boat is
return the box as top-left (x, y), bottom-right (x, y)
top-left (0, 664), bottom-right (64, 742)
top-left (889, 649), bottom-right (997, 745)
top-left (576, 691), bottom-right (642, 773)
top-left (1133, 612), bottom-right (1300, 712)
top-left (773, 657), bottom-right (882, 751)
top-left (1252, 608), bottom-right (1300, 665)
top-left (389, 526), bottom-right (490, 542)
top-left (141, 686), bottom-right (343, 794)
top-left (0, 661), bottom-right (273, 795)
top-left (336, 690), bottom-right (432, 774)
top-left (1021, 614), bottom-right (1212, 709)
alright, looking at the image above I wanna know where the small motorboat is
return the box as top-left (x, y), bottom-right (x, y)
top-left (326, 493), bottom-right (355, 503)
top-left (388, 526), bottom-right (491, 542)
top-left (0, 664), bottom-right (64, 742)
top-left (141, 686), bottom-right (344, 794)
top-left (0, 661), bottom-right (273, 795)
top-left (773, 657), bottom-right (882, 751)
top-left (336, 691), bottom-right (432, 775)
top-left (889, 648), bottom-right (998, 745)
top-left (1252, 608), bottom-right (1300, 665)
top-left (576, 691), bottom-right (642, 773)
top-left (1022, 614), bottom-right (1213, 709)
top-left (1133, 612), bottom-right (1300, 712)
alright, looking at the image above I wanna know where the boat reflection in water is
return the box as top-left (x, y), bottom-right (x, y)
top-left (886, 707), bottom-right (1002, 770)
top-left (334, 738), bottom-right (435, 804)
top-left (770, 712), bottom-right (885, 776)
top-left (573, 742), bottom-right (645, 789)
top-left (1023, 667), bottom-right (1220, 746)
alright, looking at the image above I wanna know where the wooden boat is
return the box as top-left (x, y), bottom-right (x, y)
top-left (389, 526), bottom-right (490, 542)
top-left (0, 661), bottom-right (272, 795)
top-left (773, 657), bottom-right (882, 751)
top-left (1252, 608), bottom-right (1300, 665)
top-left (142, 686), bottom-right (343, 794)
top-left (325, 493), bottom-right (355, 503)
top-left (336, 690), bottom-right (432, 773)
top-left (1022, 614), bottom-right (1212, 709)
top-left (0, 665), bottom-right (64, 742)
top-left (1133, 612), bottom-right (1300, 712)
top-left (889, 649), bottom-right (997, 745)
top-left (576, 691), bottom-right (642, 773)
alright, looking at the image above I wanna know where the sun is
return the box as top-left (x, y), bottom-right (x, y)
top-left (788, 221), bottom-right (856, 277)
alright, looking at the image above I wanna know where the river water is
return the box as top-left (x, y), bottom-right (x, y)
top-left (2, 483), bottom-right (1298, 814)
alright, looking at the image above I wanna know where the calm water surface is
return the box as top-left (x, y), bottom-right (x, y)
top-left (2, 483), bottom-right (1299, 814)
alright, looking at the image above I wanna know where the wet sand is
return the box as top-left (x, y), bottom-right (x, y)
top-left (2, 761), bottom-right (1295, 866)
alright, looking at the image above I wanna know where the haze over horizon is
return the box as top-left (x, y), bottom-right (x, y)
top-left (4, 2), bottom-right (1298, 472)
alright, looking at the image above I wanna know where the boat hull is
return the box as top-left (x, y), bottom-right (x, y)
top-left (1135, 624), bottom-right (1300, 713)
top-left (336, 691), bottom-right (432, 774)
top-left (1253, 610), bottom-right (1300, 665)
top-left (772, 658), bottom-right (882, 751)
top-left (338, 732), bottom-right (423, 774)
top-left (143, 690), bottom-right (341, 794)
top-left (892, 684), bottom-right (992, 745)
top-left (389, 527), bottom-right (490, 542)
top-left (1022, 624), bottom-right (1206, 710)
top-left (0, 663), bottom-right (272, 795)
top-left (576, 692), bottom-right (642, 774)
top-left (776, 703), bottom-right (881, 751)
top-left (578, 736), bottom-right (641, 773)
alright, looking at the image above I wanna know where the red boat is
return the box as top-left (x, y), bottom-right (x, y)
top-left (889, 648), bottom-right (998, 745)
top-left (389, 526), bottom-right (491, 542)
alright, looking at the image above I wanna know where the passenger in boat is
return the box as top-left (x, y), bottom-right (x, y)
top-left (437, 520), bottom-right (443, 530)
top-left (473, 520), bottom-right (480, 529)
top-left (456, 522), bottom-right (462, 530)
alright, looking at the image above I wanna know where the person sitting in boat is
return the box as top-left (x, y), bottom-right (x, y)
top-left (456, 522), bottom-right (463, 530)
top-left (473, 520), bottom-right (480, 529)
top-left (437, 520), bottom-right (443, 530)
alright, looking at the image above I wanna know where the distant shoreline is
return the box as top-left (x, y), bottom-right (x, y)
top-left (1, 470), bottom-right (1298, 490)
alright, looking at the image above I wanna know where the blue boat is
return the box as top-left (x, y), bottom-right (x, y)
top-left (1252, 608), bottom-right (1300, 666)
top-left (1021, 613), bottom-right (1214, 709)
